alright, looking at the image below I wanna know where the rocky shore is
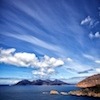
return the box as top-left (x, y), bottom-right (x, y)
top-left (69, 88), bottom-right (100, 97)
top-left (49, 74), bottom-right (100, 98)
top-left (69, 74), bottom-right (100, 98)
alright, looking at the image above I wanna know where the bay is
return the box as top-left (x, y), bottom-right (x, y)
top-left (0, 85), bottom-right (99, 100)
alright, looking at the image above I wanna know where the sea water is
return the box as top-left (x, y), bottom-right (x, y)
top-left (0, 85), bottom-right (99, 100)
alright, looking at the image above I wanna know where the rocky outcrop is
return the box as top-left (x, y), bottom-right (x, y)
top-left (50, 90), bottom-right (59, 95)
top-left (77, 74), bottom-right (100, 88)
top-left (69, 74), bottom-right (100, 97)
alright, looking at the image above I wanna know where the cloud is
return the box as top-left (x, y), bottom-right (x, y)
top-left (83, 54), bottom-right (94, 60)
top-left (89, 32), bottom-right (100, 39)
top-left (66, 61), bottom-right (92, 73)
top-left (81, 16), bottom-right (92, 25)
top-left (66, 58), bottom-right (73, 62)
top-left (96, 68), bottom-right (100, 72)
top-left (0, 48), bottom-right (64, 78)
top-left (4, 33), bottom-right (64, 53)
top-left (0, 48), bottom-right (16, 55)
top-left (81, 16), bottom-right (99, 27)
top-left (65, 58), bottom-right (100, 77)
top-left (78, 69), bottom-right (93, 74)
top-left (65, 76), bottom-right (86, 83)
top-left (0, 78), bottom-right (23, 85)
top-left (32, 68), bottom-right (55, 78)
top-left (83, 54), bottom-right (100, 64)
top-left (95, 60), bottom-right (100, 64)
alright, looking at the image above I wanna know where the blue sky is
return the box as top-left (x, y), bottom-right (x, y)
top-left (0, 0), bottom-right (100, 84)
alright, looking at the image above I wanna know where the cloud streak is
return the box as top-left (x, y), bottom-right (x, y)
top-left (83, 54), bottom-right (95, 60)
top-left (4, 33), bottom-right (63, 53)
top-left (83, 54), bottom-right (100, 64)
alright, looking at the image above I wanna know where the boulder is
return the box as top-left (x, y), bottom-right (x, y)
top-left (50, 90), bottom-right (59, 95)
top-left (60, 92), bottom-right (68, 95)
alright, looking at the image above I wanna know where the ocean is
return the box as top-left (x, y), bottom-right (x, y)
top-left (0, 85), bottom-right (99, 100)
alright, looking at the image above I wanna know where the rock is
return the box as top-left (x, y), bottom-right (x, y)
top-left (60, 92), bottom-right (68, 95)
top-left (77, 74), bottom-right (100, 88)
top-left (50, 90), bottom-right (59, 95)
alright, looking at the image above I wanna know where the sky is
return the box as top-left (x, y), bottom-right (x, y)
top-left (0, 0), bottom-right (100, 84)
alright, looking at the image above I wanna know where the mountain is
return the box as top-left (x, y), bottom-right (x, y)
top-left (69, 74), bottom-right (100, 97)
top-left (15, 80), bottom-right (32, 85)
top-left (15, 79), bottom-right (69, 85)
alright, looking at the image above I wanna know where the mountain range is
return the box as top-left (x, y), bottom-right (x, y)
top-left (15, 79), bottom-right (69, 85)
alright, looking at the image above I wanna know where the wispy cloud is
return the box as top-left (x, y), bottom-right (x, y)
top-left (83, 54), bottom-right (100, 64)
top-left (83, 54), bottom-right (95, 60)
top-left (4, 33), bottom-right (64, 53)
top-left (81, 16), bottom-right (99, 28)
top-left (78, 69), bottom-right (93, 74)
top-left (66, 61), bottom-right (92, 73)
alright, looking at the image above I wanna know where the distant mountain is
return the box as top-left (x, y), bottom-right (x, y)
top-left (15, 79), bottom-right (69, 85)
top-left (15, 80), bottom-right (32, 85)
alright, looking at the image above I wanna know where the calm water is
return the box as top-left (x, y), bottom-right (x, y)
top-left (0, 85), bottom-right (99, 100)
